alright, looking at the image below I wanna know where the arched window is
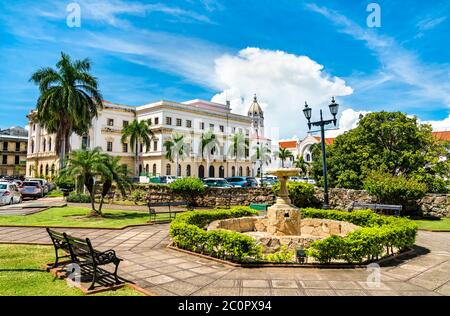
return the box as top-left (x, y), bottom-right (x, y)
top-left (145, 164), bottom-right (149, 174)
top-left (247, 167), bottom-right (251, 176)
top-left (306, 153), bottom-right (311, 162)
top-left (31, 140), bottom-right (34, 153)
top-left (198, 165), bottom-right (205, 179)
top-left (48, 138), bottom-right (52, 152)
top-left (139, 164), bottom-right (143, 175)
top-left (178, 164), bottom-right (181, 177)
top-left (29, 165), bottom-right (32, 176)
top-left (39, 165), bottom-right (43, 176)
top-left (43, 139), bottom-right (46, 152)
top-left (166, 163), bottom-right (171, 175)
top-left (186, 165), bottom-right (191, 177)
top-left (231, 166), bottom-right (236, 177)
top-left (45, 164), bottom-right (49, 176)
top-left (209, 166), bottom-right (215, 177)
top-left (51, 164), bottom-right (55, 176)
top-left (239, 166), bottom-right (243, 176)
top-left (219, 166), bottom-right (225, 178)
top-left (152, 164), bottom-right (157, 176)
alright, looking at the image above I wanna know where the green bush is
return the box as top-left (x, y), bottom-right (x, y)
top-left (169, 178), bottom-right (206, 208)
top-left (170, 207), bottom-right (262, 262)
top-left (261, 246), bottom-right (296, 263)
top-left (302, 208), bottom-right (418, 264)
top-left (55, 174), bottom-right (75, 192)
top-left (130, 189), bottom-right (147, 204)
top-left (66, 193), bottom-right (91, 203)
top-left (272, 181), bottom-right (318, 208)
top-left (363, 171), bottom-right (427, 207)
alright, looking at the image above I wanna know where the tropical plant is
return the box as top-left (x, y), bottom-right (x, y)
top-left (251, 143), bottom-right (271, 177)
top-left (294, 155), bottom-right (309, 177)
top-left (164, 133), bottom-right (187, 177)
top-left (121, 119), bottom-right (154, 176)
top-left (30, 52), bottom-right (103, 169)
top-left (228, 132), bottom-right (248, 173)
top-left (168, 177), bottom-right (205, 209)
top-left (62, 147), bottom-right (110, 216)
top-left (200, 131), bottom-right (219, 177)
top-left (278, 148), bottom-right (293, 168)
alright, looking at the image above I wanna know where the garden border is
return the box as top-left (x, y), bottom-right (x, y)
top-left (167, 243), bottom-right (416, 269)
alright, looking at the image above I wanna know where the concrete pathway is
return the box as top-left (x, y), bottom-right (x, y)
top-left (0, 225), bottom-right (449, 296)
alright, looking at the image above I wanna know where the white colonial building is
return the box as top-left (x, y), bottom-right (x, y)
top-left (26, 97), bottom-right (272, 179)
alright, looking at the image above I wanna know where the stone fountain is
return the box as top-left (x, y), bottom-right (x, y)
top-left (207, 168), bottom-right (359, 253)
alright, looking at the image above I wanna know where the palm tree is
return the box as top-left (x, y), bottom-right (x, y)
top-left (252, 143), bottom-right (271, 177)
top-left (30, 52), bottom-right (103, 170)
top-left (200, 131), bottom-right (219, 177)
top-left (294, 155), bottom-right (309, 177)
top-left (98, 156), bottom-right (132, 214)
top-left (228, 132), bottom-right (248, 173)
top-left (164, 133), bottom-right (187, 177)
top-left (278, 148), bottom-right (293, 168)
top-left (62, 147), bottom-right (110, 216)
top-left (121, 119), bottom-right (154, 176)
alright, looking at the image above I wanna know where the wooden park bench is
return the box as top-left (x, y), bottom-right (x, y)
top-left (350, 202), bottom-right (402, 217)
top-left (46, 228), bottom-right (122, 290)
top-left (147, 200), bottom-right (189, 222)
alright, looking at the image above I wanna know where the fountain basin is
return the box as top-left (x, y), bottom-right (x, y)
top-left (207, 217), bottom-right (359, 253)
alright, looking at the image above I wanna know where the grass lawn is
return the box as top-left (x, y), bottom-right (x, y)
top-left (0, 244), bottom-right (143, 296)
top-left (413, 217), bottom-right (450, 231)
top-left (46, 190), bottom-right (64, 198)
top-left (0, 206), bottom-right (175, 228)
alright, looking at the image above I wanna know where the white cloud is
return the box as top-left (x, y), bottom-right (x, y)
top-left (422, 115), bottom-right (450, 131)
top-left (417, 16), bottom-right (447, 31)
top-left (326, 108), bottom-right (371, 138)
top-left (210, 48), bottom-right (353, 139)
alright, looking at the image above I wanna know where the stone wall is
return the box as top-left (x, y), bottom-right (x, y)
top-left (314, 187), bottom-right (450, 218)
top-left (133, 185), bottom-right (275, 208)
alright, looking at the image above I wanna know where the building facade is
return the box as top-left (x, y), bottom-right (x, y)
top-left (0, 127), bottom-right (28, 177)
top-left (26, 98), bottom-right (271, 179)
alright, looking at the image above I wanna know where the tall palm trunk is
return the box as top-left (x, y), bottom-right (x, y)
top-left (59, 137), bottom-right (66, 170)
top-left (135, 139), bottom-right (139, 176)
top-left (176, 154), bottom-right (179, 177)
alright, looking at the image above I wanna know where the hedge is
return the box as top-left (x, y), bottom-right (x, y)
top-left (169, 207), bottom-right (261, 262)
top-left (272, 181), bottom-right (318, 208)
top-left (66, 193), bottom-right (91, 203)
top-left (302, 208), bottom-right (418, 264)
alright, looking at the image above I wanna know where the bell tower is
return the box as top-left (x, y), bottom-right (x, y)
top-left (248, 94), bottom-right (264, 137)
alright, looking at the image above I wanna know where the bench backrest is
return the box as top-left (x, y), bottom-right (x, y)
top-left (47, 228), bottom-right (69, 250)
top-left (63, 233), bottom-right (95, 261)
top-left (148, 201), bottom-right (188, 207)
top-left (352, 202), bottom-right (402, 211)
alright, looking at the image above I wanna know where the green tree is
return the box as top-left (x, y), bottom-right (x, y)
top-left (278, 148), bottom-right (293, 168)
top-left (311, 111), bottom-right (449, 192)
top-left (164, 133), bottom-right (187, 177)
top-left (121, 119), bottom-right (154, 176)
top-left (228, 132), bottom-right (248, 174)
top-left (200, 131), bottom-right (219, 177)
top-left (62, 147), bottom-right (110, 216)
top-left (252, 143), bottom-right (271, 177)
top-left (294, 155), bottom-right (309, 177)
top-left (30, 52), bottom-right (103, 170)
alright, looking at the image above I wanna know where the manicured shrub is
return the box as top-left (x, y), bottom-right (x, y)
top-left (302, 208), bottom-right (418, 264)
top-left (170, 207), bottom-right (261, 262)
top-left (66, 193), bottom-right (91, 203)
top-left (261, 246), bottom-right (296, 263)
top-left (130, 189), bottom-right (147, 204)
top-left (169, 177), bottom-right (205, 208)
top-left (55, 174), bottom-right (75, 192)
top-left (272, 181), bottom-right (318, 208)
top-left (363, 171), bottom-right (427, 207)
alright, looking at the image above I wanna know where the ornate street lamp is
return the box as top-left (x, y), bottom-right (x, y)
top-left (302, 97), bottom-right (339, 209)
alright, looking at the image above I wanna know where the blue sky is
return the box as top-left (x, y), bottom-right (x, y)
top-left (0, 0), bottom-right (449, 138)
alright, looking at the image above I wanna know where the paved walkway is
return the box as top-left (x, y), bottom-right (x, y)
top-left (0, 225), bottom-right (449, 296)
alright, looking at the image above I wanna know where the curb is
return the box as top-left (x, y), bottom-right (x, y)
top-left (167, 244), bottom-right (416, 269)
top-left (0, 221), bottom-right (170, 231)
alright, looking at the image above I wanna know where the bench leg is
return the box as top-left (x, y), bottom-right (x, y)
top-left (51, 248), bottom-right (59, 269)
top-left (114, 261), bottom-right (121, 285)
top-left (89, 267), bottom-right (97, 291)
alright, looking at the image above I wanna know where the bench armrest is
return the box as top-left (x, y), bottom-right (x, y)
top-left (95, 249), bottom-right (121, 264)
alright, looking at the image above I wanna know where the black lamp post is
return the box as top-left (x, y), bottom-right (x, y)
top-left (302, 97), bottom-right (339, 209)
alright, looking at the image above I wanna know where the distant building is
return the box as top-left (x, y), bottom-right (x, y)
top-left (26, 97), bottom-right (272, 179)
top-left (0, 126), bottom-right (28, 177)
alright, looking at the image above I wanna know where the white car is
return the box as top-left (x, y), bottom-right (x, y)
top-left (165, 176), bottom-right (177, 184)
top-left (27, 178), bottom-right (49, 194)
top-left (0, 182), bottom-right (22, 205)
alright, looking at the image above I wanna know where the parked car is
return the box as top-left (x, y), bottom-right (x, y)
top-left (298, 177), bottom-right (317, 185)
top-left (289, 176), bottom-right (302, 182)
top-left (166, 176), bottom-right (177, 184)
top-left (0, 182), bottom-right (22, 205)
top-left (225, 176), bottom-right (258, 188)
top-left (202, 178), bottom-right (232, 188)
top-left (19, 181), bottom-right (44, 199)
top-left (26, 178), bottom-right (49, 194)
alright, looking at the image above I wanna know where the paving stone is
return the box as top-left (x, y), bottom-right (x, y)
top-left (329, 281), bottom-right (362, 290)
top-left (154, 265), bottom-right (182, 274)
top-left (159, 281), bottom-right (201, 296)
top-left (366, 290), bottom-right (400, 296)
top-left (271, 280), bottom-right (299, 289)
top-left (131, 269), bottom-right (160, 279)
top-left (145, 275), bottom-right (175, 285)
top-left (194, 287), bottom-right (241, 296)
top-left (242, 279), bottom-right (270, 288)
top-left (208, 279), bottom-right (239, 288)
top-left (357, 281), bottom-right (393, 291)
top-left (168, 270), bottom-right (198, 280)
top-left (305, 289), bottom-right (335, 296)
top-left (335, 290), bottom-right (367, 296)
top-left (271, 289), bottom-right (304, 296)
top-left (184, 275), bottom-right (216, 287)
top-left (300, 280), bottom-right (330, 289)
top-left (436, 283), bottom-right (450, 296)
top-left (241, 288), bottom-right (272, 296)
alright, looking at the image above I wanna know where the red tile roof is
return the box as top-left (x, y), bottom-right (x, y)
top-left (279, 140), bottom-right (297, 149)
top-left (313, 136), bottom-right (335, 145)
top-left (433, 131), bottom-right (450, 141)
